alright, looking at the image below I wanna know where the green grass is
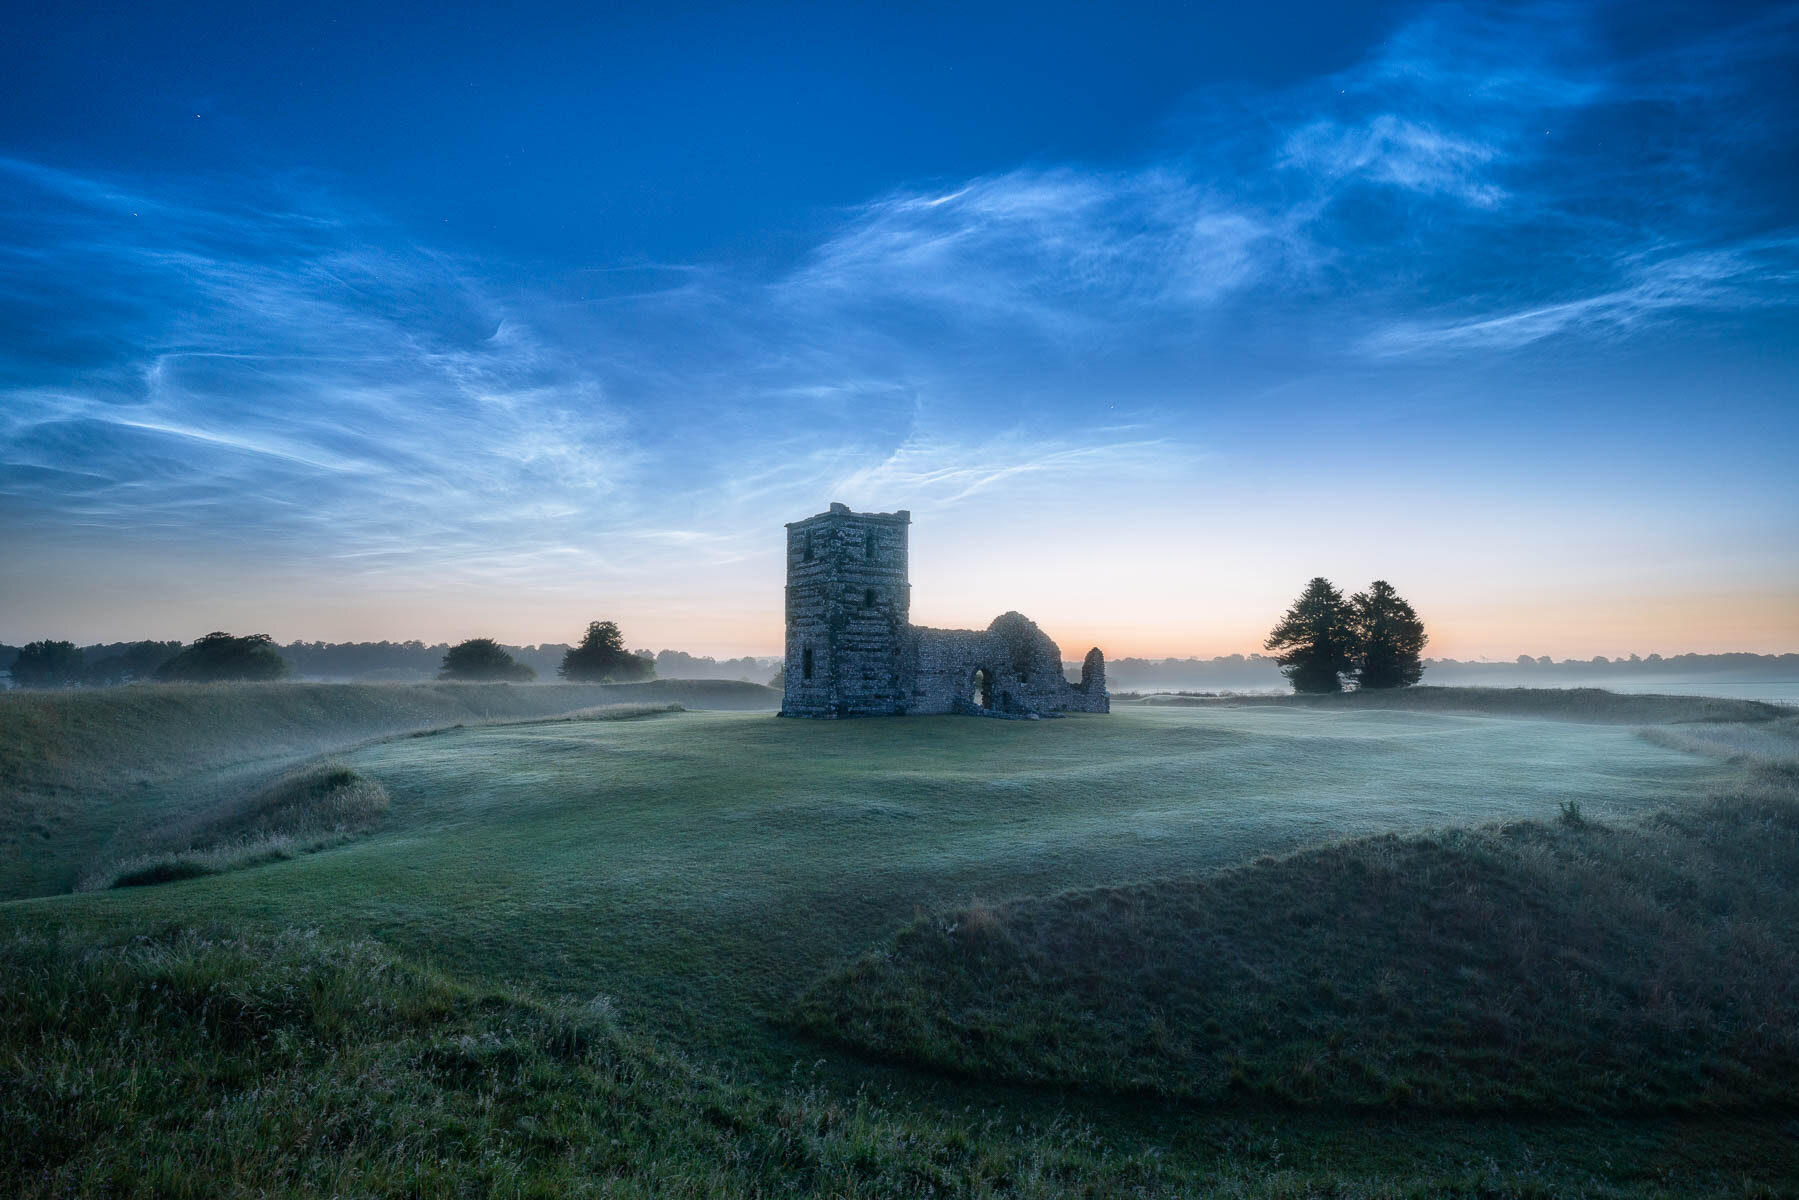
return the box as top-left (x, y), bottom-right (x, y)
top-left (4, 689), bottom-right (1798, 1194)
top-left (795, 763), bottom-right (1799, 1112)
top-left (15, 928), bottom-right (1795, 1199)
top-left (1124, 686), bottom-right (1790, 724)
top-left (6, 704), bottom-right (1738, 1047)
top-left (78, 761), bottom-right (393, 891)
top-left (0, 680), bottom-right (761, 898)
top-left (0, 927), bottom-right (1146, 1199)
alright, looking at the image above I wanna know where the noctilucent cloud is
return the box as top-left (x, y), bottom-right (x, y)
top-left (2, 0), bottom-right (1796, 658)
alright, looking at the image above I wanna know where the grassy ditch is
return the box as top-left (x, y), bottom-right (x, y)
top-left (78, 763), bottom-right (392, 890)
top-left (0, 683), bottom-right (706, 899)
top-left (69, 703), bottom-right (685, 893)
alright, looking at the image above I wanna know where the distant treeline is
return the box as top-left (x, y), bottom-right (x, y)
top-left (0, 640), bottom-right (780, 687)
top-left (5, 640), bottom-right (1794, 691)
top-left (1091, 652), bottom-right (1799, 693)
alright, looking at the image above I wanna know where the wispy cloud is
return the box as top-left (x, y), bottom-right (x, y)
top-left (831, 429), bottom-right (1195, 511)
top-left (2, 0), bottom-right (1796, 644)
top-left (0, 159), bottom-right (644, 581)
top-left (1280, 116), bottom-right (1505, 208)
top-left (1366, 239), bottom-right (1799, 355)
top-left (785, 168), bottom-right (1300, 330)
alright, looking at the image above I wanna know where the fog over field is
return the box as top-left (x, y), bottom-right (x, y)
top-left (6, 683), bottom-right (1799, 1193)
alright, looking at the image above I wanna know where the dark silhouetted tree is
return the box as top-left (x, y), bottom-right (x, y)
top-left (1350, 580), bottom-right (1428, 689)
top-left (83, 640), bottom-right (184, 686)
top-left (154, 632), bottom-right (289, 682)
top-left (558, 621), bottom-right (653, 682)
top-left (440, 638), bottom-right (536, 682)
top-left (9, 640), bottom-right (85, 688)
top-left (1265, 577), bottom-right (1356, 693)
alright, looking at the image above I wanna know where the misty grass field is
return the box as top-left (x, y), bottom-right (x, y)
top-left (14, 706), bottom-right (1727, 1034)
top-left (6, 685), bottom-right (1799, 1196)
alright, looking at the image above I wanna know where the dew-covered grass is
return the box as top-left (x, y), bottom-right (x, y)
top-left (10, 704), bottom-right (1740, 1055)
top-left (5, 692), bottom-right (1796, 1195)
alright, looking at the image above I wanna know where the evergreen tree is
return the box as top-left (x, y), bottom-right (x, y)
top-left (1350, 580), bottom-right (1428, 689)
top-left (557, 621), bottom-right (654, 682)
top-left (1264, 577), bottom-right (1356, 693)
top-left (439, 638), bottom-right (536, 682)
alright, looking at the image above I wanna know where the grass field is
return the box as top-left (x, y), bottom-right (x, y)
top-left (798, 766), bottom-right (1799, 1112)
top-left (4, 685), bottom-right (1798, 1195)
top-left (0, 679), bottom-right (773, 899)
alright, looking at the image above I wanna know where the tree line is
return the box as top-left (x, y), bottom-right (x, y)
top-left (1265, 578), bottom-right (1428, 693)
top-left (3, 621), bottom-right (684, 689)
top-left (5, 633), bottom-right (288, 687)
top-left (437, 622), bottom-right (657, 683)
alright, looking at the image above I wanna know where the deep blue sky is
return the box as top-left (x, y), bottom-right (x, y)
top-left (3, 0), bottom-right (1796, 656)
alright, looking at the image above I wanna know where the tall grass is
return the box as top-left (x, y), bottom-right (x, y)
top-left (796, 763), bottom-right (1799, 1113)
top-left (0, 928), bottom-right (1182, 1199)
top-left (10, 927), bottom-right (1792, 1198)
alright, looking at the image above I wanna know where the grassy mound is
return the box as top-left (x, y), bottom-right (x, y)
top-left (0, 928), bottom-right (1197, 1200)
top-left (80, 763), bottom-right (392, 890)
top-left (0, 682), bottom-right (743, 899)
top-left (72, 704), bottom-right (687, 892)
top-left (13, 930), bottom-right (1794, 1199)
top-left (1124, 687), bottom-right (1787, 724)
top-left (0, 681), bottom-right (767, 798)
top-left (796, 765), bottom-right (1799, 1113)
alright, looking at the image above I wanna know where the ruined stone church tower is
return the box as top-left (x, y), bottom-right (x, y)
top-left (780, 502), bottom-right (1108, 719)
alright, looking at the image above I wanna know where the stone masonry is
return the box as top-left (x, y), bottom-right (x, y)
top-left (780, 502), bottom-right (1109, 718)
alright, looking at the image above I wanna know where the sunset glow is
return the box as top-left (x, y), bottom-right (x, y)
top-left (3, 2), bottom-right (1794, 659)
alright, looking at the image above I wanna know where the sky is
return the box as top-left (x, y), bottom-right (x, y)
top-left (2, 0), bottom-right (1796, 660)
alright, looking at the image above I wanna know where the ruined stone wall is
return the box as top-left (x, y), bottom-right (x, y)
top-left (906, 613), bottom-right (1108, 716)
top-left (1071, 646), bottom-right (1109, 712)
top-left (781, 503), bottom-right (1107, 718)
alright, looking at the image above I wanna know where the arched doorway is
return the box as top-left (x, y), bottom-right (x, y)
top-left (971, 667), bottom-right (992, 709)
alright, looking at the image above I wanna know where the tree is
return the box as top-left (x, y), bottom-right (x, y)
top-left (155, 633), bottom-right (290, 682)
top-left (557, 621), bottom-right (653, 682)
top-left (9, 640), bottom-right (84, 688)
top-left (1350, 580), bottom-right (1428, 689)
top-left (767, 664), bottom-right (785, 691)
top-left (1264, 578), bottom-right (1357, 693)
top-left (440, 638), bottom-right (536, 682)
top-left (83, 640), bottom-right (183, 686)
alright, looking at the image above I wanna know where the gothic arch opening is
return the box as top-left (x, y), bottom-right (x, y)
top-left (971, 667), bottom-right (992, 709)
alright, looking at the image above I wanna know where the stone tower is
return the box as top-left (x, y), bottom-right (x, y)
top-left (781, 502), bottom-right (912, 718)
